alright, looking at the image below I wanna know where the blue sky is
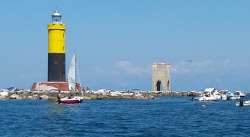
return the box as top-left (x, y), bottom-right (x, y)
top-left (1, 1), bottom-right (250, 92)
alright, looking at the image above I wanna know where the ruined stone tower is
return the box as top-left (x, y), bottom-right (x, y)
top-left (152, 63), bottom-right (170, 92)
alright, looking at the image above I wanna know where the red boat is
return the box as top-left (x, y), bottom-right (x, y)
top-left (55, 96), bottom-right (83, 104)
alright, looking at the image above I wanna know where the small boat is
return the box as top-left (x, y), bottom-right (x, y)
top-left (56, 96), bottom-right (83, 104)
top-left (236, 100), bottom-right (250, 106)
top-left (55, 52), bottom-right (83, 104)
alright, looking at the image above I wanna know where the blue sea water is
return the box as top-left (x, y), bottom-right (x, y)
top-left (0, 95), bottom-right (250, 137)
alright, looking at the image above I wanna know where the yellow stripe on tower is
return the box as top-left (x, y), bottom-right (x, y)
top-left (48, 23), bottom-right (66, 53)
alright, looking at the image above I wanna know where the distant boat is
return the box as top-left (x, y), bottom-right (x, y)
top-left (228, 92), bottom-right (240, 100)
top-left (220, 90), bottom-right (229, 100)
top-left (236, 100), bottom-right (250, 106)
top-left (234, 91), bottom-right (246, 98)
top-left (58, 96), bottom-right (83, 104)
top-left (55, 52), bottom-right (83, 104)
top-left (198, 88), bottom-right (221, 101)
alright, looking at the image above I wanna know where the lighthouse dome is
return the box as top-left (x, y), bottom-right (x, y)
top-left (52, 10), bottom-right (62, 23)
top-left (52, 10), bottom-right (61, 17)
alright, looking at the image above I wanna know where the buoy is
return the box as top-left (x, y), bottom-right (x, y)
top-left (201, 105), bottom-right (206, 108)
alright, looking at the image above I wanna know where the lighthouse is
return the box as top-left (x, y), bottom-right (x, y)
top-left (47, 10), bottom-right (66, 81)
top-left (30, 10), bottom-right (82, 91)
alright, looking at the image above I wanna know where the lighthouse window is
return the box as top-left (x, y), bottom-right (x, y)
top-left (53, 16), bottom-right (61, 22)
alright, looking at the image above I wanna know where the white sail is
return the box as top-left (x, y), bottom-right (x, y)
top-left (68, 53), bottom-right (76, 91)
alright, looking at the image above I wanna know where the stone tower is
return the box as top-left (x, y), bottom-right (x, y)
top-left (152, 63), bottom-right (170, 92)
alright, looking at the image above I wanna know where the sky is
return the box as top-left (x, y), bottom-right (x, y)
top-left (1, 0), bottom-right (250, 92)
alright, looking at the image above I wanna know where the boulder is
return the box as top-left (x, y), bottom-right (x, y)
top-left (32, 94), bottom-right (39, 99)
top-left (0, 96), bottom-right (8, 100)
top-left (0, 91), bottom-right (9, 97)
top-left (39, 95), bottom-right (49, 100)
top-left (9, 94), bottom-right (22, 99)
top-left (27, 96), bottom-right (34, 99)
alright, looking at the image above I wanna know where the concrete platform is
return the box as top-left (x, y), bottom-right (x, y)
top-left (30, 82), bottom-right (82, 91)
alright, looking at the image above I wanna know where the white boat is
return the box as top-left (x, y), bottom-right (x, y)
top-left (221, 95), bottom-right (228, 100)
top-left (236, 100), bottom-right (250, 106)
top-left (228, 92), bottom-right (240, 100)
top-left (234, 91), bottom-right (246, 97)
top-left (199, 88), bottom-right (221, 101)
top-left (55, 52), bottom-right (83, 104)
top-left (220, 90), bottom-right (229, 100)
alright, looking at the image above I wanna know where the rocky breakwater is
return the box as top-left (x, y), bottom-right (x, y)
top-left (0, 90), bottom-right (199, 100)
top-left (0, 90), bottom-right (155, 100)
top-left (83, 92), bottom-right (155, 100)
top-left (0, 90), bottom-right (81, 100)
top-left (0, 91), bottom-right (47, 100)
top-left (161, 91), bottom-right (201, 96)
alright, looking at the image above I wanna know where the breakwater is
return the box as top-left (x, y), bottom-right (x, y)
top-left (0, 90), bottom-right (200, 100)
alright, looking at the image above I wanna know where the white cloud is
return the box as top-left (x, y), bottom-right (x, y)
top-left (171, 62), bottom-right (190, 74)
top-left (171, 59), bottom-right (250, 75)
top-left (242, 63), bottom-right (249, 67)
top-left (216, 78), bottom-right (221, 83)
top-left (86, 59), bottom-right (250, 79)
top-left (192, 60), bottom-right (211, 68)
top-left (85, 61), bottom-right (151, 76)
top-left (115, 60), bottom-right (150, 75)
top-left (110, 69), bottom-right (121, 75)
top-left (84, 66), bottom-right (107, 77)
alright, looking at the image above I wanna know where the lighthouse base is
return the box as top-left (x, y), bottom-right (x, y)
top-left (30, 82), bottom-right (82, 91)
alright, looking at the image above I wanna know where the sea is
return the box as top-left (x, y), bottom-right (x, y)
top-left (0, 95), bottom-right (250, 137)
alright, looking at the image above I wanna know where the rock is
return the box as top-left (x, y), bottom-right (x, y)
top-left (27, 96), bottom-right (34, 99)
top-left (0, 91), bottom-right (9, 97)
top-left (83, 96), bottom-right (92, 100)
top-left (32, 94), bottom-right (39, 99)
top-left (22, 92), bottom-right (30, 96)
top-left (83, 93), bottom-right (98, 99)
top-left (39, 95), bottom-right (49, 100)
top-left (9, 94), bottom-right (22, 100)
top-left (0, 96), bottom-right (8, 100)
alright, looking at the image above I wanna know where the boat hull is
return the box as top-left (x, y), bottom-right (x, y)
top-left (60, 99), bottom-right (83, 104)
top-left (198, 96), bottom-right (221, 101)
top-left (228, 96), bottom-right (240, 100)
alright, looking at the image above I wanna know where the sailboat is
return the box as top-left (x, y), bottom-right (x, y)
top-left (56, 52), bottom-right (83, 104)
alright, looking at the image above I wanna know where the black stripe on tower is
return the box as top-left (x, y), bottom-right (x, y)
top-left (48, 53), bottom-right (65, 81)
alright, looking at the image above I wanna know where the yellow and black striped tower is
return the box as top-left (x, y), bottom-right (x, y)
top-left (47, 10), bottom-right (66, 81)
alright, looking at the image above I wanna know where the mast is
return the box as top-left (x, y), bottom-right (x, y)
top-left (74, 51), bottom-right (77, 91)
top-left (76, 58), bottom-right (82, 92)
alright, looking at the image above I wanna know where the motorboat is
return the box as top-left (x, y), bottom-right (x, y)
top-left (234, 91), bottom-right (246, 97)
top-left (220, 90), bottom-right (229, 100)
top-left (199, 95), bottom-right (221, 101)
top-left (220, 95), bottom-right (228, 100)
top-left (228, 92), bottom-right (240, 100)
top-left (236, 100), bottom-right (250, 106)
top-left (198, 88), bottom-right (221, 101)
